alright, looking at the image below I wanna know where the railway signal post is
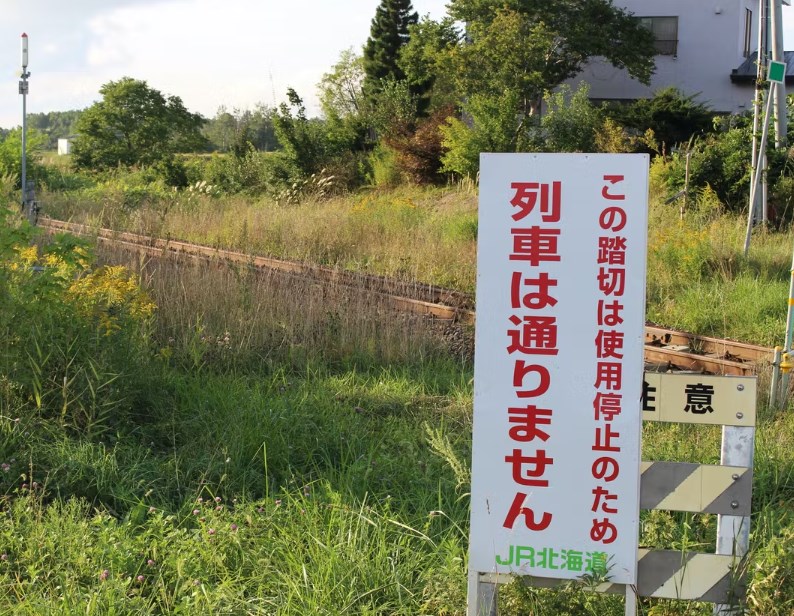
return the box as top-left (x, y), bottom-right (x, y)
top-left (19, 32), bottom-right (35, 225)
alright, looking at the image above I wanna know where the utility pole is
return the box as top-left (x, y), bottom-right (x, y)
top-left (771, 0), bottom-right (787, 148)
top-left (749, 0), bottom-right (767, 227)
top-left (19, 32), bottom-right (32, 223)
top-left (744, 59), bottom-right (786, 256)
top-left (744, 0), bottom-right (782, 253)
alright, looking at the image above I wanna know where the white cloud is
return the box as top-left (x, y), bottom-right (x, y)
top-left (79, 0), bottom-right (388, 117)
top-left (4, 0), bottom-right (794, 129)
top-left (0, 0), bottom-right (451, 126)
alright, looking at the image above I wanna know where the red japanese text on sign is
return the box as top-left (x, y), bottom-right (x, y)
top-left (471, 154), bottom-right (647, 586)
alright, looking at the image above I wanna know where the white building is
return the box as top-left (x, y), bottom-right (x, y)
top-left (571, 0), bottom-right (791, 113)
top-left (57, 137), bottom-right (73, 155)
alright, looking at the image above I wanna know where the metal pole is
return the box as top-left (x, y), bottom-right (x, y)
top-left (21, 86), bottom-right (27, 211)
top-left (714, 425), bottom-right (755, 615)
top-left (770, 347), bottom-right (782, 408)
top-left (761, 151), bottom-right (768, 223)
top-left (625, 585), bottom-right (637, 616)
top-left (753, 0), bottom-right (772, 223)
top-left (20, 33), bottom-right (29, 215)
top-left (749, 0), bottom-right (766, 226)
top-left (681, 151), bottom-right (691, 220)
top-left (744, 82), bottom-right (776, 256)
top-left (771, 0), bottom-right (787, 148)
top-left (778, 242), bottom-right (794, 406)
top-left (468, 571), bottom-right (497, 616)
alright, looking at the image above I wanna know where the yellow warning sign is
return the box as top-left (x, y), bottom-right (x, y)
top-left (641, 373), bottom-right (756, 426)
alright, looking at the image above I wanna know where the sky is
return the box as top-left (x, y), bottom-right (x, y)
top-left (0, 0), bottom-right (450, 128)
top-left (2, 1), bottom-right (794, 129)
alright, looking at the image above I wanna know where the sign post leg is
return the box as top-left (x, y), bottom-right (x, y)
top-left (467, 572), bottom-right (497, 616)
top-left (625, 585), bottom-right (637, 616)
top-left (714, 425), bottom-right (754, 615)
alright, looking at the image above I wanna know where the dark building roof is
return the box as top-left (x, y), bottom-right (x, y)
top-left (731, 51), bottom-right (794, 84)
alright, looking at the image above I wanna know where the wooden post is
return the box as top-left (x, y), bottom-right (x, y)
top-left (681, 151), bottom-right (691, 220)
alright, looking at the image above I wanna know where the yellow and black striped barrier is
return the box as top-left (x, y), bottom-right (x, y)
top-left (639, 461), bottom-right (752, 516)
top-left (638, 372), bottom-right (755, 606)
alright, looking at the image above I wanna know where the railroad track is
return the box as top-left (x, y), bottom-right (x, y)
top-left (40, 218), bottom-right (772, 376)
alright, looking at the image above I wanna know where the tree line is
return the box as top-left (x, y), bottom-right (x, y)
top-left (5, 0), bottom-right (768, 207)
top-left (3, 104), bottom-right (278, 155)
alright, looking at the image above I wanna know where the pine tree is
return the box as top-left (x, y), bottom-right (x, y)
top-left (362, 0), bottom-right (418, 102)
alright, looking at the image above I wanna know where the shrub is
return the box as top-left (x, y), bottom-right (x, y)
top-left (202, 149), bottom-right (272, 195)
top-left (385, 104), bottom-right (454, 184)
top-left (152, 157), bottom-right (189, 188)
top-left (440, 91), bottom-right (537, 178)
top-left (594, 117), bottom-right (646, 154)
top-left (367, 145), bottom-right (403, 187)
top-left (649, 117), bottom-right (794, 216)
top-left (541, 84), bottom-right (604, 153)
top-left (0, 128), bottom-right (47, 191)
top-left (605, 87), bottom-right (715, 153)
top-left (0, 209), bottom-right (155, 437)
top-left (273, 89), bottom-right (333, 179)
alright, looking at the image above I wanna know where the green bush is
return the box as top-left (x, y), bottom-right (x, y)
top-left (151, 157), bottom-right (189, 188)
top-left (649, 115), bottom-right (794, 216)
top-left (368, 145), bottom-right (403, 187)
top-left (273, 89), bottom-right (337, 180)
top-left (440, 91), bottom-right (536, 178)
top-left (0, 128), bottom-right (47, 191)
top-left (541, 84), bottom-right (604, 153)
top-left (605, 87), bottom-right (715, 153)
top-left (0, 209), bottom-right (155, 438)
top-left (202, 149), bottom-right (273, 195)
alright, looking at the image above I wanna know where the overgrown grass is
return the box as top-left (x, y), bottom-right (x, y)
top-left (43, 170), bottom-right (794, 346)
top-left (44, 183), bottom-right (480, 292)
top-left (1, 364), bottom-right (472, 615)
top-left (645, 187), bottom-right (792, 345)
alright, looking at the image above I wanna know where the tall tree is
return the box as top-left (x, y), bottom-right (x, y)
top-left (438, 0), bottom-right (657, 176)
top-left (72, 78), bottom-right (206, 171)
top-left (319, 48), bottom-right (366, 120)
top-left (362, 0), bottom-right (418, 102)
top-left (398, 17), bottom-right (460, 115)
top-left (272, 89), bottom-right (327, 176)
top-left (203, 106), bottom-right (238, 152)
top-left (448, 0), bottom-right (656, 116)
top-left (318, 48), bottom-right (368, 151)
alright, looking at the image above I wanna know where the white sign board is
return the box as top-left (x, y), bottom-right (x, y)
top-left (470, 154), bottom-right (649, 585)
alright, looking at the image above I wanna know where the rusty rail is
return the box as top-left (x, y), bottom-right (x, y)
top-left (40, 218), bottom-right (772, 375)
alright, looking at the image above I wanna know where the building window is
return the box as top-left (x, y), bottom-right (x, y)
top-left (638, 16), bottom-right (679, 56)
top-left (744, 8), bottom-right (753, 57)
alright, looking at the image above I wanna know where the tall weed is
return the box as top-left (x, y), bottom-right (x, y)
top-left (0, 208), bottom-right (155, 438)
